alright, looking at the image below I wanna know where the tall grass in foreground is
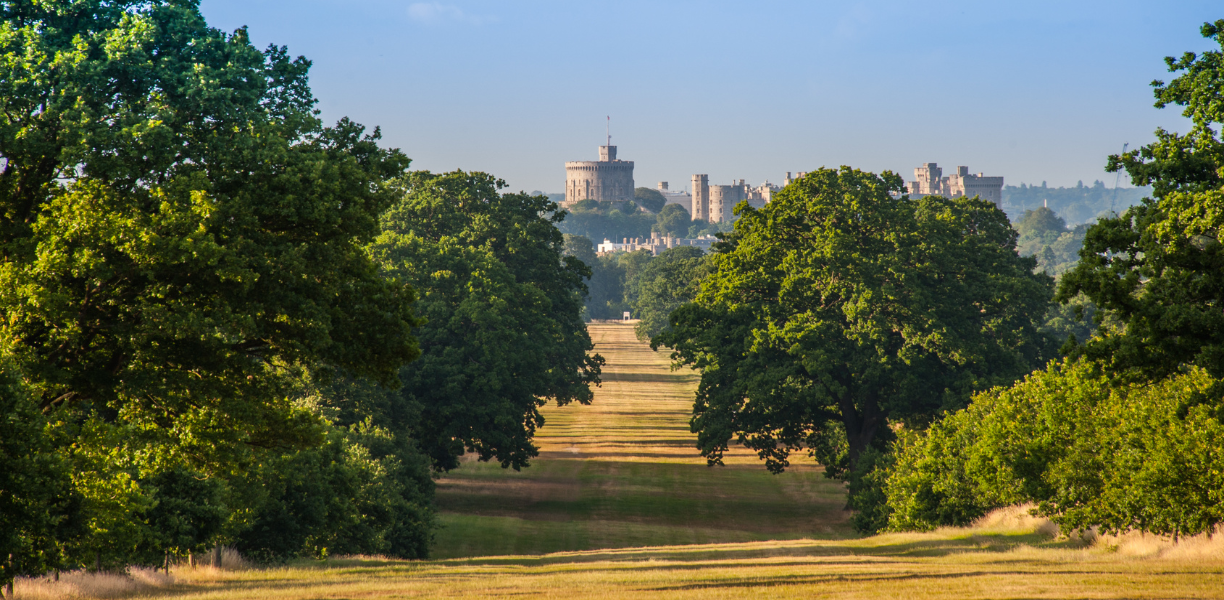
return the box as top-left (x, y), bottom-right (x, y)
top-left (13, 548), bottom-right (247, 600)
top-left (13, 568), bottom-right (173, 600)
top-left (12, 507), bottom-right (1223, 600)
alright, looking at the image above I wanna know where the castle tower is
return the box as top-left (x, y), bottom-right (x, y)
top-left (691, 174), bottom-right (710, 221)
top-left (910, 162), bottom-right (944, 195)
top-left (564, 144), bottom-right (635, 205)
top-left (708, 183), bottom-right (745, 223)
top-left (909, 162), bottom-right (1004, 207)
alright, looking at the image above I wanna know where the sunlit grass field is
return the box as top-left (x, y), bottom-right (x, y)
top-left (16, 322), bottom-right (1223, 599)
top-left (431, 322), bottom-right (852, 557)
top-left (24, 524), bottom-right (1224, 600)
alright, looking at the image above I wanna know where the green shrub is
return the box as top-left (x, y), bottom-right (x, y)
top-left (881, 359), bottom-right (1224, 537)
top-left (235, 420), bottom-right (434, 560)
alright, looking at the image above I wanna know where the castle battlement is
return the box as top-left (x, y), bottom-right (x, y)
top-left (564, 144), bottom-right (635, 204)
top-left (908, 163), bottom-right (1004, 207)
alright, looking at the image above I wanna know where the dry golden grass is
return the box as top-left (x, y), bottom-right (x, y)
top-left (13, 568), bottom-right (174, 600)
top-left (17, 515), bottom-right (1223, 600)
top-left (432, 322), bottom-right (851, 558)
top-left (18, 322), bottom-right (1222, 599)
top-left (13, 549), bottom-right (248, 600)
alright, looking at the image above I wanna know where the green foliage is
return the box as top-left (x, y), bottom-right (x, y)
top-left (558, 198), bottom-right (730, 244)
top-left (140, 469), bottom-right (227, 563)
top-left (235, 418), bottom-right (434, 561)
top-left (1016, 206), bottom-right (1068, 238)
top-left (687, 218), bottom-right (734, 239)
top-left (0, 363), bottom-right (77, 588)
top-left (586, 255), bottom-right (629, 320)
top-left (877, 20), bottom-right (1224, 542)
top-left (654, 204), bottom-right (692, 237)
top-left (655, 168), bottom-right (1055, 480)
top-left (0, 0), bottom-right (418, 463)
top-left (557, 200), bottom-right (656, 243)
top-left (1002, 182), bottom-right (1149, 225)
top-left (624, 246), bottom-right (707, 340)
top-left (634, 187), bottom-right (667, 213)
top-left (369, 172), bottom-right (603, 471)
top-left (563, 234), bottom-right (599, 267)
top-left (882, 359), bottom-right (1224, 538)
top-left (1012, 207), bottom-right (1089, 276)
top-left (845, 446), bottom-right (895, 535)
top-left (1038, 295), bottom-right (1100, 350)
top-left (0, 0), bottom-right (427, 573)
top-left (1060, 19), bottom-right (1224, 381)
top-left (579, 249), bottom-right (654, 321)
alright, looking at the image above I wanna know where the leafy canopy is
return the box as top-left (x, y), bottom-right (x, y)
top-left (369, 171), bottom-right (603, 471)
top-left (655, 168), bottom-right (1055, 475)
top-left (0, 0), bottom-right (422, 575)
top-left (634, 187), bottom-right (667, 213)
top-left (1060, 19), bottom-right (1224, 380)
top-left (884, 359), bottom-right (1224, 539)
top-left (0, 0), bottom-right (419, 443)
top-left (654, 203), bottom-right (693, 237)
top-left (879, 21), bottom-right (1224, 539)
top-left (626, 246), bottom-right (707, 341)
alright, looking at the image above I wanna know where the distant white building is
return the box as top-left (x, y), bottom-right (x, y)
top-left (597, 233), bottom-right (716, 256)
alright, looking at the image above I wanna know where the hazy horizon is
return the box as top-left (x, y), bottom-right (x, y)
top-left (200, 1), bottom-right (1218, 194)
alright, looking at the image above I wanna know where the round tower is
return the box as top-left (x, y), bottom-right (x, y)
top-left (565, 145), bottom-right (635, 205)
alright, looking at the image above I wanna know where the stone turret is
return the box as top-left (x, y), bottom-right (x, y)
top-left (691, 174), bottom-right (710, 221)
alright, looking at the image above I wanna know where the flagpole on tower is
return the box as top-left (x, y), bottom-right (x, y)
top-left (606, 115), bottom-right (610, 147)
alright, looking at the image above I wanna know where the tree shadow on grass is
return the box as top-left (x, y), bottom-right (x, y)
top-left (643, 569), bottom-right (1108, 592)
top-left (598, 372), bottom-right (694, 384)
top-left (437, 530), bottom-right (1075, 569)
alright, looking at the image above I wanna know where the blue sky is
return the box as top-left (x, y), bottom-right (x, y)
top-left (199, 1), bottom-right (1220, 194)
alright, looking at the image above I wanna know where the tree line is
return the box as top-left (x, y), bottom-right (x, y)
top-left (865, 22), bottom-right (1224, 536)
top-left (561, 236), bottom-right (708, 340)
top-left (557, 196), bottom-right (731, 244)
top-left (3, 2), bottom-right (1220, 591)
top-left (1002, 181), bottom-right (1150, 226)
top-left (647, 20), bottom-right (1224, 539)
top-left (0, 1), bottom-right (600, 590)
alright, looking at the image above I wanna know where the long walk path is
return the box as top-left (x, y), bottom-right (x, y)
top-left (432, 322), bottom-right (851, 558)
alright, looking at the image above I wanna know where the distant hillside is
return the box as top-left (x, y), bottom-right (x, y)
top-left (1002, 181), bottom-right (1150, 225)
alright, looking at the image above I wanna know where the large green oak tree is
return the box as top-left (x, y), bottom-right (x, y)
top-left (655, 168), bottom-right (1056, 475)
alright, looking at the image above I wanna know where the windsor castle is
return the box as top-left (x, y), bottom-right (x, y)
top-left (563, 142), bottom-right (1003, 222)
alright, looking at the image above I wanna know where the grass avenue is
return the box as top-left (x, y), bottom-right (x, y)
top-left (14, 323), bottom-right (1224, 599)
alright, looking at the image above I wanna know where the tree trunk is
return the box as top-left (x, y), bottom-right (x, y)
top-left (188, 552), bottom-right (194, 568)
top-left (839, 388), bottom-right (884, 471)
